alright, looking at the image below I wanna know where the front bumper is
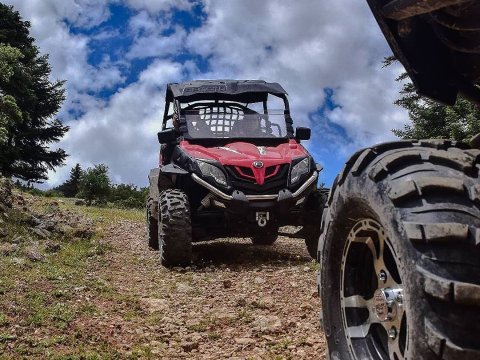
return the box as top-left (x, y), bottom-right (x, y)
top-left (191, 172), bottom-right (318, 202)
top-left (191, 172), bottom-right (318, 218)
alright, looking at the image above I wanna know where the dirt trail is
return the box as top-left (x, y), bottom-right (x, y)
top-left (86, 219), bottom-right (327, 359)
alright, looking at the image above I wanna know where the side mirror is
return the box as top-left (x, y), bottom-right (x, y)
top-left (157, 128), bottom-right (177, 144)
top-left (295, 127), bottom-right (311, 141)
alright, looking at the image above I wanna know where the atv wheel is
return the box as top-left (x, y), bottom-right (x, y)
top-left (251, 227), bottom-right (279, 245)
top-left (158, 189), bottom-right (192, 267)
top-left (303, 188), bottom-right (329, 259)
top-left (319, 140), bottom-right (480, 360)
top-left (146, 198), bottom-right (159, 250)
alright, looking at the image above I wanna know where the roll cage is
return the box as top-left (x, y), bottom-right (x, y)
top-left (161, 80), bottom-right (295, 139)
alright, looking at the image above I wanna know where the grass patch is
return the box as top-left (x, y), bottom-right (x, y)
top-left (0, 192), bottom-right (150, 358)
top-left (236, 308), bottom-right (254, 324)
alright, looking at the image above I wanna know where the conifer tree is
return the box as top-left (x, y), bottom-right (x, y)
top-left (56, 163), bottom-right (83, 197)
top-left (0, 4), bottom-right (68, 181)
top-left (385, 56), bottom-right (480, 142)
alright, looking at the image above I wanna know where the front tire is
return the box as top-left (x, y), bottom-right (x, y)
top-left (158, 189), bottom-right (192, 267)
top-left (146, 198), bottom-right (159, 250)
top-left (303, 188), bottom-right (329, 259)
top-left (319, 140), bottom-right (480, 360)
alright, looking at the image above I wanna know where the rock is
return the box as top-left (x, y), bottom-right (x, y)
top-left (0, 243), bottom-right (18, 256)
top-left (27, 215), bottom-right (42, 226)
top-left (176, 283), bottom-right (192, 293)
top-left (223, 279), bottom-right (232, 288)
top-left (300, 303), bottom-right (314, 311)
top-left (303, 266), bottom-right (311, 272)
top-left (73, 227), bottom-right (94, 239)
top-left (234, 337), bottom-right (255, 345)
top-left (304, 336), bottom-right (318, 346)
top-left (39, 219), bottom-right (56, 231)
top-left (252, 315), bottom-right (282, 334)
top-left (74, 199), bottom-right (86, 206)
top-left (11, 235), bottom-right (22, 244)
top-left (25, 245), bottom-right (46, 262)
top-left (236, 298), bottom-right (247, 307)
top-left (254, 276), bottom-right (265, 284)
top-left (140, 298), bottom-right (168, 313)
top-left (57, 224), bottom-right (74, 235)
top-left (44, 241), bottom-right (61, 253)
top-left (32, 227), bottom-right (50, 239)
top-left (181, 341), bottom-right (199, 352)
top-left (0, 177), bottom-right (13, 209)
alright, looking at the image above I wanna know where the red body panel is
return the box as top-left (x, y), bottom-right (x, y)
top-left (180, 139), bottom-right (308, 185)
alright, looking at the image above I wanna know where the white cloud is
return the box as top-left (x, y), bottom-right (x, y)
top-left (186, 0), bottom-right (408, 149)
top-left (127, 25), bottom-right (187, 60)
top-left (5, 0), bottom-right (125, 121)
top-left (50, 60), bottom-right (183, 186)
top-left (122, 0), bottom-right (194, 14)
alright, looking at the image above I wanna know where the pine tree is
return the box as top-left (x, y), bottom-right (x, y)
top-left (0, 4), bottom-right (68, 182)
top-left (56, 163), bottom-right (83, 197)
top-left (385, 56), bottom-right (480, 142)
top-left (0, 45), bottom-right (22, 147)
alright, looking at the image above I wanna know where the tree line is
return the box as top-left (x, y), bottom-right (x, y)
top-left (17, 163), bottom-right (148, 209)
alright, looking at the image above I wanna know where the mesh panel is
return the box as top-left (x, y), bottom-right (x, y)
top-left (195, 105), bottom-right (245, 137)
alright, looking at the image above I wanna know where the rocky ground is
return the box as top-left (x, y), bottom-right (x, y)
top-left (0, 183), bottom-right (326, 359)
top-left (95, 222), bottom-right (326, 359)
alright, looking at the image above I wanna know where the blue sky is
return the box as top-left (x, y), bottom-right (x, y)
top-left (6, 0), bottom-right (408, 187)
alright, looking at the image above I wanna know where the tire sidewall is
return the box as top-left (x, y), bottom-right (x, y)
top-left (320, 171), bottom-right (434, 360)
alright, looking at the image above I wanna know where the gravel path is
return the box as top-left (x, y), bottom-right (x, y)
top-left (87, 219), bottom-right (327, 359)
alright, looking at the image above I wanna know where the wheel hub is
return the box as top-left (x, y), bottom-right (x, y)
top-left (373, 288), bottom-right (402, 322)
top-left (340, 219), bottom-right (408, 360)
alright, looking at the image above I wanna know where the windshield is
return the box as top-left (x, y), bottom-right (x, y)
top-left (184, 109), bottom-right (287, 139)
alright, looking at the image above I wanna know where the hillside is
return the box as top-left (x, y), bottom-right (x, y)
top-left (0, 181), bottom-right (326, 359)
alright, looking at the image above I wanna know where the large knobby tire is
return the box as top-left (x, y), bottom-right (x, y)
top-left (158, 189), bottom-right (192, 267)
top-left (146, 197), bottom-right (159, 250)
top-left (319, 140), bottom-right (480, 360)
top-left (303, 188), bottom-right (329, 259)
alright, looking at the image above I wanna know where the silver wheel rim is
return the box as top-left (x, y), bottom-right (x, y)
top-left (340, 219), bottom-right (408, 359)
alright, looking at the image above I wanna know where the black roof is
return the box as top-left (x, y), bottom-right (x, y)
top-left (166, 80), bottom-right (288, 103)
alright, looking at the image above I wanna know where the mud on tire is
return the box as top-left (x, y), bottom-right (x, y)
top-left (158, 189), bottom-right (192, 267)
top-left (146, 198), bottom-right (159, 250)
top-left (319, 140), bottom-right (480, 360)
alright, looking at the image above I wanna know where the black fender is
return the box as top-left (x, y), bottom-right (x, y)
top-left (148, 168), bottom-right (172, 199)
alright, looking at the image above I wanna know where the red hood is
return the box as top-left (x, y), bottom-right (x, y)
top-left (180, 139), bottom-right (309, 185)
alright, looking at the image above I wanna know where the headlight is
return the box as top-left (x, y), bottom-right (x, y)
top-left (290, 157), bottom-right (310, 184)
top-left (197, 160), bottom-right (227, 186)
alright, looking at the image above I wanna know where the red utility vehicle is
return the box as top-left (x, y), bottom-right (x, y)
top-left (147, 80), bottom-right (327, 266)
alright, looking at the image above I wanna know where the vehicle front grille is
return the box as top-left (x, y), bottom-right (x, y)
top-left (225, 164), bottom-right (289, 195)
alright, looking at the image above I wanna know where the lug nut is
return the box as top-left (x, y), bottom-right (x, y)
top-left (388, 327), bottom-right (397, 340)
top-left (378, 270), bottom-right (387, 283)
top-left (396, 292), bottom-right (403, 304)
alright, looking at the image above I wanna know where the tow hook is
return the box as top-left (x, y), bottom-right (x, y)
top-left (256, 211), bottom-right (269, 227)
